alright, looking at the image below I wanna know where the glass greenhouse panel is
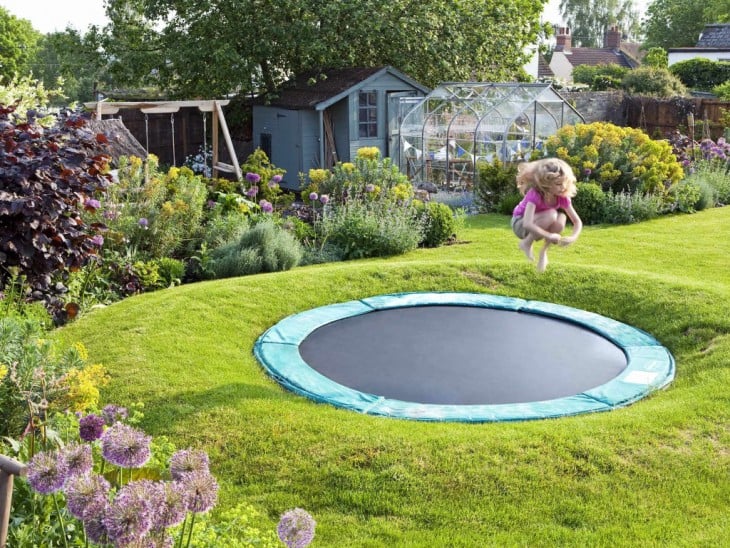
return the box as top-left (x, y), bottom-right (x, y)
top-left (399, 83), bottom-right (584, 190)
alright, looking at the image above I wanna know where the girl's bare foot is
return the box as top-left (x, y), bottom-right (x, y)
top-left (536, 250), bottom-right (549, 272)
top-left (518, 239), bottom-right (534, 261)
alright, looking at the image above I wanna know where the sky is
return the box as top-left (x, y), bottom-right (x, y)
top-left (0, 0), bottom-right (649, 35)
top-left (0, 0), bottom-right (108, 34)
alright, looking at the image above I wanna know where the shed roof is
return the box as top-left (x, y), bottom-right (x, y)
top-left (697, 24), bottom-right (730, 48)
top-left (258, 66), bottom-right (429, 111)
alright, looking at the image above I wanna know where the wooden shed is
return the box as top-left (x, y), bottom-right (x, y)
top-left (252, 66), bottom-right (429, 190)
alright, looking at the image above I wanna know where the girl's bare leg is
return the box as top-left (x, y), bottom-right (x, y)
top-left (537, 241), bottom-right (551, 272)
top-left (518, 233), bottom-right (535, 261)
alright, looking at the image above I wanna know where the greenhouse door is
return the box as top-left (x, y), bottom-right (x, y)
top-left (387, 92), bottom-right (416, 162)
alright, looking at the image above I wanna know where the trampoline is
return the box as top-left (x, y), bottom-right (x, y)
top-left (254, 292), bottom-right (675, 422)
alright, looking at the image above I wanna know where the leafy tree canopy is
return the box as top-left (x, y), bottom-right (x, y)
top-left (0, 7), bottom-right (42, 81)
top-left (559, 0), bottom-right (640, 48)
top-left (97, 0), bottom-right (549, 98)
top-left (643, 0), bottom-right (730, 50)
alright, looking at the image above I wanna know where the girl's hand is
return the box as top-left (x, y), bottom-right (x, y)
top-left (547, 233), bottom-right (561, 244)
top-left (559, 236), bottom-right (576, 246)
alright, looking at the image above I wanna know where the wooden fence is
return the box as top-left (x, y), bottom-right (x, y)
top-left (622, 96), bottom-right (730, 140)
top-left (0, 455), bottom-right (26, 548)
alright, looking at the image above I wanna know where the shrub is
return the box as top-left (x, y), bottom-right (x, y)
top-left (572, 182), bottom-right (606, 225)
top-left (315, 200), bottom-right (425, 260)
top-left (601, 191), bottom-right (663, 224)
top-left (155, 257), bottom-right (186, 287)
top-left (572, 63), bottom-right (628, 90)
top-left (621, 66), bottom-right (687, 97)
top-left (670, 58), bottom-right (730, 91)
top-left (666, 178), bottom-right (702, 213)
top-left (474, 158), bottom-right (519, 213)
top-left (0, 105), bottom-right (110, 318)
top-left (418, 201), bottom-right (457, 247)
top-left (713, 80), bottom-right (730, 100)
top-left (688, 160), bottom-right (730, 205)
top-left (209, 221), bottom-right (303, 278)
top-left (545, 122), bottom-right (684, 195)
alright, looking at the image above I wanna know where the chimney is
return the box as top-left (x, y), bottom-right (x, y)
top-left (555, 27), bottom-right (571, 52)
top-left (604, 26), bottom-right (622, 49)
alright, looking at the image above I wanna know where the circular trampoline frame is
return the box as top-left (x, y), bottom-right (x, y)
top-left (254, 292), bottom-right (675, 422)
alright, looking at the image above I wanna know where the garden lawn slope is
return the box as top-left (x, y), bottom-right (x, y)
top-left (59, 208), bottom-right (730, 546)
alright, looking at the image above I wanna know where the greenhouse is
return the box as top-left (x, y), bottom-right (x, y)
top-left (398, 83), bottom-right (584, 189)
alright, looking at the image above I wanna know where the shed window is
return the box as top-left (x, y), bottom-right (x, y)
top-left (358, 91), bottom-right (378, 138)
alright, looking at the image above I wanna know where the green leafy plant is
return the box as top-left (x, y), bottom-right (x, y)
top-left (601, 191), bottom-right (663, 224)
top-left (670, 58), bottom-right (730, 91)
top-left (621, 66), bottom-right (687, 97)
top-left (573, 182), bottom-right (607, 225)
top-left (474, 158), bottom-right (519, 213)
top-left (418, 201), bottom-right (458, 247)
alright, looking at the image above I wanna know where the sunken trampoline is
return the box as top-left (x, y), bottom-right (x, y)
top-left (254, 293), bottom-right (674, 422)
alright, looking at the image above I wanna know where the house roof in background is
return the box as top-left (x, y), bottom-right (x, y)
top-left (562, 48), bottom-right (639, 69)
top-left (696, 24), bottom-right (730, 48)
top-left (257, 66), bottom-right (430, 111)
top-left (538, 55), bottom-right (554, 78)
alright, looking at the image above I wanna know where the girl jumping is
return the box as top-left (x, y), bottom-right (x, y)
top-left (511, 158), bottom-right (583, 272)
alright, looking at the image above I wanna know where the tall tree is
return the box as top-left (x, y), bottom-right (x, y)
top-left (559, 0), bottom-right (640, 47)
top-left (99, 0), bottom-right (549, 98)
top-left (643, 0), bottom-right (730, 50)
top-left (0, 7), bottom-right (42, 81)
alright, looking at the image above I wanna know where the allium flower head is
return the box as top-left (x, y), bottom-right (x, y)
top-left (63, 442), bottom-right (93, 478)
top-left (154, 481), bottom-right (189, 528)
top-left (64, 473), bottom-right (111, 520)
top-left (90, 235), bottom-right (104, 247)
top-left (26, 451), bottom-right (68, 495)
top-left (85, 198), bottom-right (101, 210)
top-left (103, 482), bottom-right (153, 546)
top-left (169, 449), bottom-right (210, 480)
top-left (365, 184), bottom-right (375, 193)
top-left (260, 199), bottom-right (274, 213)
top-left (83, 503), bottom-right (110, 544)
top-left (319, 194), bottom-right (329, 205)
top-left (102, 404), bottom-right (129, 425)
top-left (101, 422), bottom-right (152, 469)
top-left (308, 192), bottom-right (318, 201)
top-left (245, 185), bottom-right (259, 198)
top-left (245, 172), bottom-right (261, 184)
top-left (180, 470), bottom-right (218, 514)
top-left (138, 217), bottom-right (149, 229)
top-left (277, 508), bottom-right (316, 548)
top-left (79, 413), bottom-right (105, 441)
top-left (270, 174), bottom-right (283, 184)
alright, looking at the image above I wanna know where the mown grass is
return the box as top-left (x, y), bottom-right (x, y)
top-left (58, 207), bottom-right (730, 546)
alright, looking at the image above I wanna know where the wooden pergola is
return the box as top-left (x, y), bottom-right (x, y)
top-left (83, 99), bottom-right (241, 180)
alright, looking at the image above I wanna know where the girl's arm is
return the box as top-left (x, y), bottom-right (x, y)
top-left (558, 204), bottom-right (582, 245)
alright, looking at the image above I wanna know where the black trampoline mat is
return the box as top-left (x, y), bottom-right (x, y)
top-left (298, 305), bottom-right (628, 405)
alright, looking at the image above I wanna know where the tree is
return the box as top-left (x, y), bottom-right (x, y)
top-left (0, 7), bottom-right (42, 81)
top-left (33, 29), bottom-right (111, 106)
top-left (98, 0), bottom-right (547, 98)
top-left (559, 0), bottom-right (640, 48)
top-left (643, 0), bottom-right (729, 50)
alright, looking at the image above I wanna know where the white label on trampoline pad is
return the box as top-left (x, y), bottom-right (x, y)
top-left (623, 371), bottom-right (659, 385)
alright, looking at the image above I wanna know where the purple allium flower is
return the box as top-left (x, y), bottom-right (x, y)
top-left (102, 209), bottom-right (119, 220)
top-left (308, 192), bottom-right (318, 201)
top-left (245, 172), bottom-right (261, 184)
top-left (260, 199), bottom-right (274, 213)
top-left (103, 482), bottom-right (153, 546)
top-left (26, 451), bottom-right (68, 495)
top-left (245, 185), bottom-right (259, 198)
top-left (153, 481), bottom-right (189, 528)
top-left (64, 473), bottom-right (111, 520)
top-left (277, 508), bottom-right (316, 548)
top-left (83, 502), bottom-right (110, 544)
top-left (319, 194), bottom-right (329, 205)
top-left (90, 234), bottom-right (104, 247)
top-left (583, 168), bottom-right (592, 176)
top-left (102, 404), bottom-right (129, 426)
top-left (169, 449), bottom-right (210, 481)
top-left (85, 198), bottom-right (101, 210)
top-left (79, 413), bottom-right (106, 441)
top-left (101, 422), bottom-right (152, 469)
top-left (138, 217), bottom-right (149, 229)
top-left (365, 184), bottom-right (375, 193)
top-left (62, 442), bottom-right (93, 478)
top-left (180, 470), bottom-right (218, 514)
top-left (271, 174), bottom-right (283, 183)
top-left (207, 200), bottom-right (217, 209)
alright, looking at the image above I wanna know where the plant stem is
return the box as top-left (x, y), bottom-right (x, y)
top-left (52, 493), bottom-right (69, 548)
top-left (185, 513), bottom-right (196, 548)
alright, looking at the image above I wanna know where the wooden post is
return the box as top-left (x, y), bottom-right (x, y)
top-left (212, 105), bottom-right (220, 179)
top-left (0, 455), bottom-right (27, 548)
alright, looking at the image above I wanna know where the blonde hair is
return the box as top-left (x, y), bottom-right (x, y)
top-left (516, 158), bottom-right (577, 198)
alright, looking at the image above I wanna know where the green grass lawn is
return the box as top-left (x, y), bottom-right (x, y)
top-left (59, 207), bottom-right (730, 546)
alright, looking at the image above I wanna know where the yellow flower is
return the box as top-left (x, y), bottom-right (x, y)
top-left (341, 162), bottom-right (356, 172)
top-left (62, 364), bottom-right (110, 412)
top-left (356, 147), bottom-right (381, 161)
top-left (168, 166), bottom-right (181, 180)
top-left (0, 363), bottom-right (7, 381)
top-left (308, 169), bottom-right (330, 185)
top-left (74, 342), bottom-right (89, 361)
